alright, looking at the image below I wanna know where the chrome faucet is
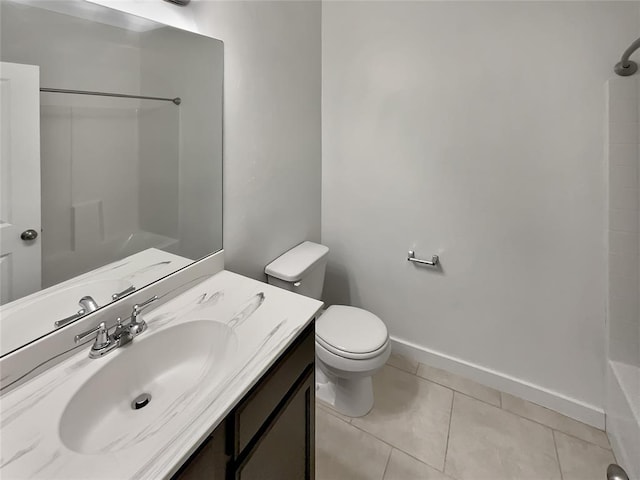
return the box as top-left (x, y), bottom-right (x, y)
top-left (79, 296), bottom-right (99, 313)
top-left (74, 321), bottom-right (119, 358)
top-left (54, 295), bottom-right (100, 328)
top-left (74, 295), bottom-right (158, 358)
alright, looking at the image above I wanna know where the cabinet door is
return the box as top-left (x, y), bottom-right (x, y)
top-left (234, 368), bottom-right (315, 480)
top-left (234, 325), bottom-right (315, 454)
top-left (172, 424), bottom-right (227, 480)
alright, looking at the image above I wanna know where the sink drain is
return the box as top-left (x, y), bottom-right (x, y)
top-left (131, 393), bottom-right (152, 410)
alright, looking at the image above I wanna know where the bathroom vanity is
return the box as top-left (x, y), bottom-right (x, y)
top-left (0, 2), bottom-right (320, 477)
top-left (0, 271), bottom-right (321, 479)
top-left (176, 321), bottom-right (315, 480)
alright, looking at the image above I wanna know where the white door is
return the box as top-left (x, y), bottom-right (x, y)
top-left (0, 62), bottom-right (42, 304)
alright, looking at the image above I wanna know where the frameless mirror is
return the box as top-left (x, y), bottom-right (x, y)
top-left (0, 0), bottom-right (223, 356)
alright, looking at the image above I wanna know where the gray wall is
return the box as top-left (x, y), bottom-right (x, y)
top-left (321, 1), bottom-right (639, 421)
top-left (196, 1), bottom-right (322, 280)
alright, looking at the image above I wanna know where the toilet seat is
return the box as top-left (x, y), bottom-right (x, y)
top-left (315, 305), bottom-right (389, 360)
top-left (316, 336), bottom-right (390, 360)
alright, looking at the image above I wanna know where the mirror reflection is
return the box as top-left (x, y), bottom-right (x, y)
top-left (0, 0), bottom-right (223, 356)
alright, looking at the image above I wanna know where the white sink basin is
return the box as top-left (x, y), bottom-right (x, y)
top-left (59, 320), bottom-right (237, 454)
top-left (0, 278), bottom-right (133, 355)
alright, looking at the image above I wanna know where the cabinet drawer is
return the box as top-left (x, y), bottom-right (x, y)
top-left (233, 322), bottom-right (315, 454)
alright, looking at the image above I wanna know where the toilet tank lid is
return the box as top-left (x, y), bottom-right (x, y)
top-left (265, 241), bottom-right (329, 282)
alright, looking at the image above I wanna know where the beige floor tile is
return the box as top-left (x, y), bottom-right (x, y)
top-left (501, 392), bottom-right (610, 449)
top-left (351, 365), bottom-right (453, 471)
top-left (317, 398), bottom-right (352, 423)
top-left (383, 449), bottom-right (453, 480)
top-left (316, 408), bottom-right (391, 480)
top-left (445, 393), bottom-right (561, 480)
top-left (387, 352), bottom-right (419, 374)
top-left (417, 363), bottom-right (501, 407)
top-left (554, 431), bottom-right (616, 480)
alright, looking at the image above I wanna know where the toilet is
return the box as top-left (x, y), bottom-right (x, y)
top-left (265, 241), bottom-right (391, 417)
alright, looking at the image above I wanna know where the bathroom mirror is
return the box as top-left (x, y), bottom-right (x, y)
top-left (0, 0), bottom-right (223, 357)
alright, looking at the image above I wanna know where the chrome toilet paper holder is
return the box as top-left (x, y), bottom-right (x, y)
top-left (407, 250), bottom-right (439, 267)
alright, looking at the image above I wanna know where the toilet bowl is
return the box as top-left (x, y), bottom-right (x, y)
top-left (314, 305), bottom-right (391, 417)
top-left (265, 241), bottom-right (390, 417)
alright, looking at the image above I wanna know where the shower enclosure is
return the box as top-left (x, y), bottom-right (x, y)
top-left (606, 75), bottom-right (640, 480)
top-left (39, 93), bottom-right (181, 287)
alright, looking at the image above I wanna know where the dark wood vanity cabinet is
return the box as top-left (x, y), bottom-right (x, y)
top-left (174, 321), bottom-right (315, 480)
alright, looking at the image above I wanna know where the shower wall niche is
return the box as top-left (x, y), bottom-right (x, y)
top-left (606, 77), bottom-right (640, 480)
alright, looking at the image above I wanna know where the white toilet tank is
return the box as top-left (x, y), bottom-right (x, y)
top-left (265, 241), bottom-right (329, 300)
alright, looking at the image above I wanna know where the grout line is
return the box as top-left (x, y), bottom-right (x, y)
top-left (317, 397), bottom-right (352, 422)
top-left (410, 363), bottom-right (503, 409)
top-left (549, 428), bottom-right (613, 454)
top-left (502, 391), bottom-right (604, 433)
top-left (456, 391), bottom-right (614, 454)
top-left (316, 403), bottom-right (352, 424)
top-left (500, 405), bottom-right (611, 450)
top-left (316, 405), bottom-right (393, 480)
top-left (552, 430), bottom-right (565, 480)
top-left (462, 391), bottom-right (612, 451)
top-left (386, 355), bottom-right (419, 375)
top-left (347, 422), bottom-right (398, 450)
top-left (442, 391), bottom-right (455, 474)
top-left (604, 413), bottom-right (614, 462)
top-left (385, 362), bottom-right (417, 377)
top-left (380, 448), bottom-right (393, 480)
top-left (347, 421), bottom-right (445, 474)
top-left (416, 375), bottom-right (501, 409)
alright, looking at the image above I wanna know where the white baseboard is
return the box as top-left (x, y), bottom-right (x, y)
top-left (391, 336), bottom-right (605, 429)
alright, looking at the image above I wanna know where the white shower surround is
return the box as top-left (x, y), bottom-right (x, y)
top-left (606, 77), bottom-right (640, 480)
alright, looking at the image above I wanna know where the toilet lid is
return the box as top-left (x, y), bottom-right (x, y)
top-left (316, 305), bottom-right (388, 356)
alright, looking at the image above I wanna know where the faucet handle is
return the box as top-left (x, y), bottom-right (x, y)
top-left (111, 285), bottom-right (135, 301)
top-left (132, 295), bottom-right (158, 319)
top-left (127, 296), bottom-right (158, 338)
top-left (74, 321), bottom-right (110, 349)
top-left (112, 317), bottom-right (126, 338)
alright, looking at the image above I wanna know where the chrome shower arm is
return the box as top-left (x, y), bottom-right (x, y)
top-left (615, 36), bottom-right (640, 76)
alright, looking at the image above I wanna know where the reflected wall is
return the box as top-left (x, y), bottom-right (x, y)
top-left (0, 0), bottom-right (222, 355)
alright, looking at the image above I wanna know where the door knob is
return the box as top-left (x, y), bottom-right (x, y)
top-left (20, 229), bottom-right (38, 241)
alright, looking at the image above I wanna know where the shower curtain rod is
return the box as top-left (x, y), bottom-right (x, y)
top-left (615, 36), bottom-right (640, 77)
top-left (40, 87), bottom-right (181, 105)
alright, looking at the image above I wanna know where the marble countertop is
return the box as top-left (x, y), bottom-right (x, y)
top-left (0, 270), bottom-right (322, 479)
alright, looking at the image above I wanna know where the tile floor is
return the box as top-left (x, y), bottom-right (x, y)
top-left (316, 353), bottom-right (615, 480)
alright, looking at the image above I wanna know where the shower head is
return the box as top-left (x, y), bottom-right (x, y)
top-left (615, 60), bottom-right (638, 77)
top-left (615, 37), bottom-right (640, 77)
